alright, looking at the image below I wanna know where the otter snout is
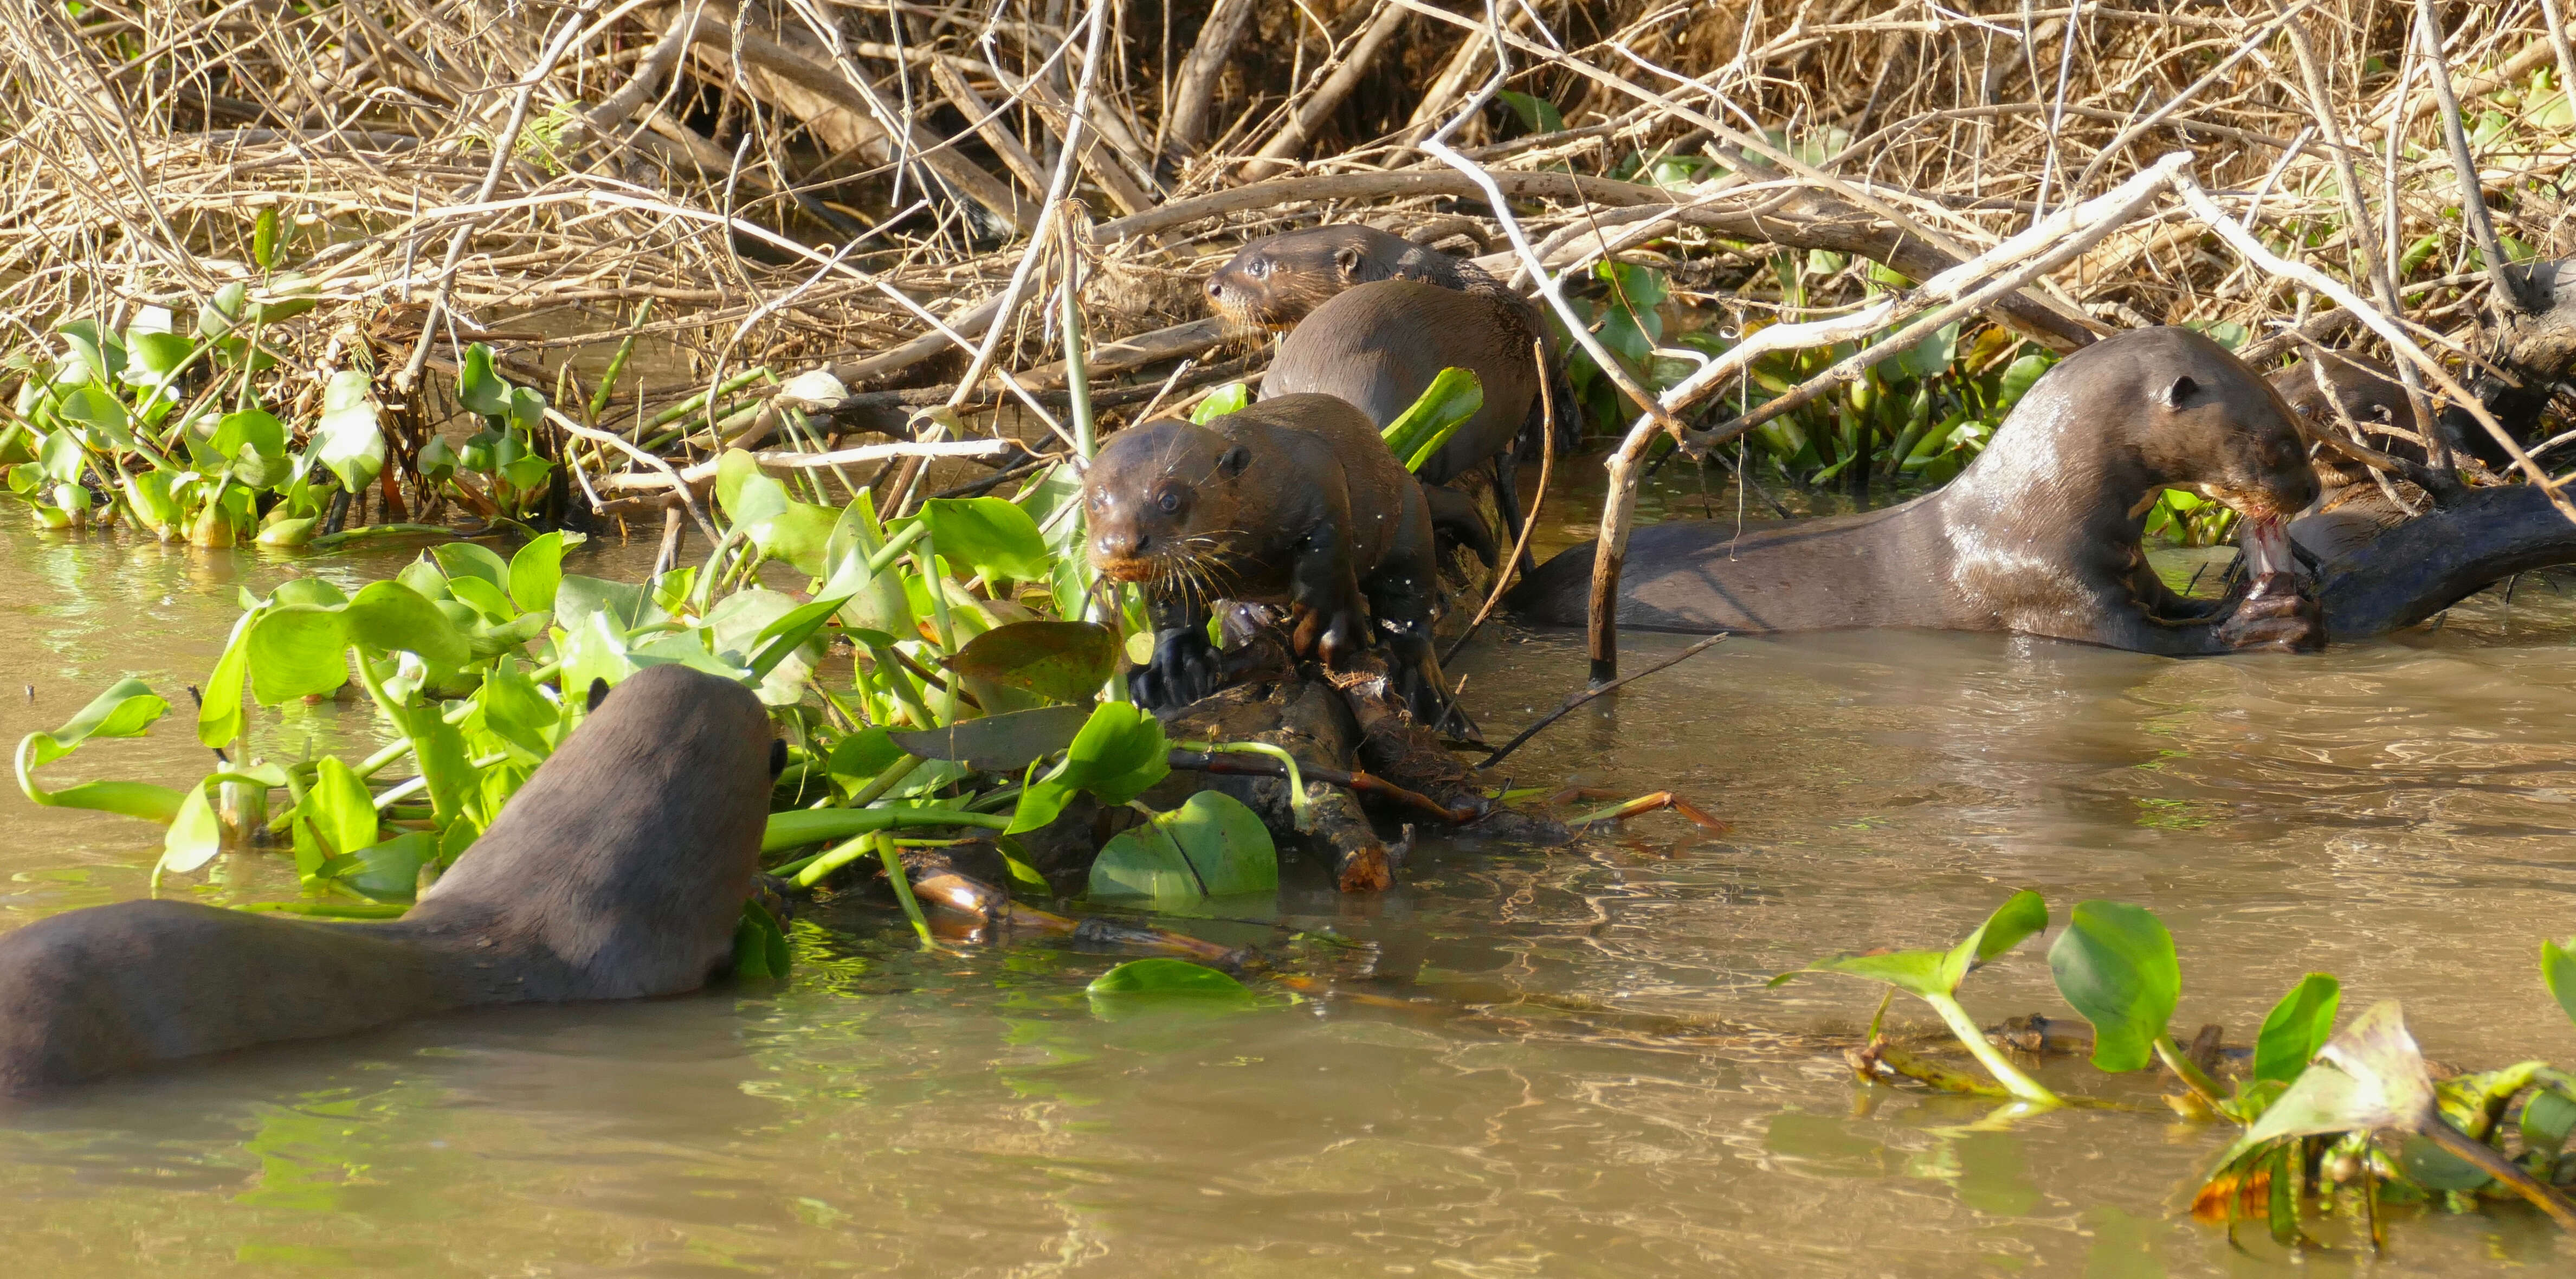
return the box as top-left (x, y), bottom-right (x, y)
top-left (1094, 529), bottom-right (1148, 560)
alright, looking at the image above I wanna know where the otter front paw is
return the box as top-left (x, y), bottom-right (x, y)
top-left (1128, 626), bottom-right (1225, 711)
top-left (2216, 571), bottom-right (2324, 653)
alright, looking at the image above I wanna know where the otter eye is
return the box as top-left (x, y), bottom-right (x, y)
top-left (1249, 258), bottom-right (1270, 279)
top-left (1156, 485), bottom-right (1184, 514)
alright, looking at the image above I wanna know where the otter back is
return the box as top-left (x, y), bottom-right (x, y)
top-left (0, 663), bottom-right (775, 1093)
top-left (1264, 279), bottom-right (1541, 487)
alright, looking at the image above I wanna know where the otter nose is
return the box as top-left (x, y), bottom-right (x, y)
top-left (1096, 531), bottom-right (1147, 558)
top-left (1204, 279), bottom-right (1224, 300)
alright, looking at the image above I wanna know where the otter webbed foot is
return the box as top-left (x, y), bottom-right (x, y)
top-left (2215, 571), bottom-right (2325, 652)
top-left (1128, 625), bottom-right (1226, 711)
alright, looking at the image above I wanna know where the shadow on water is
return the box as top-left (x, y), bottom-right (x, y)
top-left (1, 522), bottom-right (2573, 1274)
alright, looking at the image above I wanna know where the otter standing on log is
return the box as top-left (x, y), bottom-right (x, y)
top-left (1083, 394), bottom-right (1469, 734)
top-left (1511, 327), bottom-right (2326, 655)
top-left (0, 664), bottom-right (777, 1093)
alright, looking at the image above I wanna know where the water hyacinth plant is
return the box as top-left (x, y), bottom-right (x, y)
top-left (1778, 891), bottom-right (2576, 1242)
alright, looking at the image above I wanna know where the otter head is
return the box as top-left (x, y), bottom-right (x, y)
top-left (2058, 327), bottom-right (2319, 523)
top-left (2267, 356), bottom-right (2420, 480)
top-left (1204, 226), bottom-right (1407, 332)
top-left (1082, 419), bottom-right (1253, 599)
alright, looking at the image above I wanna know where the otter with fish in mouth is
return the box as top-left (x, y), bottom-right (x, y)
top-left (1510, 327), bottom-right (2325, 654)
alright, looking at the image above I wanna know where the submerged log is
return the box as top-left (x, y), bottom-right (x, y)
top-left (2320, 484), bottom-right (2576, 637)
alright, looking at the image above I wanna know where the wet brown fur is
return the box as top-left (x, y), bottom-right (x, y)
top-left (0, 664), bottom-right (774, 1094)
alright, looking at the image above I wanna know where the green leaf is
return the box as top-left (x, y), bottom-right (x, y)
top-left (252, 206), bottom-right (282, 271)
top-left (55, 383), bottom-right (131, 446)
top-left (474, 661), bottom-right (562, 761)
top-left (919, 497), bottom-right (1051, 582)
top-left (212, 408), bottom-right (285, 463)
top-left (1189, 383), bottom-right (1250, 424)
top-left (434, 542), bottom-right (513, 596)
top-left (2047, 900), bottom-right (2181, 1074)
top-left (158, 779), bottom-right (224, 875)
top-left (506, 530), bottom-right (567, 612)
top-left (2523, 1089), bottom-right (2576, 1157)
top-left (1006, 700), bottom-right (1170, 834)
top-left (415, 434), bottom-right (458, 480)
top-left (1494, 89), bottom-right (1564, 135)
top-left (1940, 888), bottom-right (2050, 992)
top-left (2213, 1002), bottom-right (2437, 1170)
top-left (2254, 973), bottom-right (2342, 1085)
top-left (246, 605), bottom-right (351, 703)
top-left (1996, 354), bottom-right (2054, 414)
top-left (1084, 958), bottom-right (1256, 1017)
top-left (196, 284), bottom-right (248, 340)
top-left (335, 830), bottom-right (438, 899)
top-left (444, 573), bottom-right (517, 622)
top-left (732, 899), bottom-right (790, 980)
top-left (305, 756), bottom-right (380, 857)
top-left (57, 319), bottom-right (124, 385)
top-left (2545, 938), bottom-right (2576, 1027)
top-left (890, 704), bottom-right (1093, 773)
top-left (743, 594), bottom-right (849, 682)
top-left (21, 677), bottom-right (170, 772)
top-left (1379, 367), bottom-right (1484, 472)
top-left (1089, 790), bottom-right (1276, 901)
top-left (951, 620), bottom-right (1117, 711)
top-left (457, 343), bottom-right (511, 416)
top-left (825, 728), bottom-right (905, 793)
top-left (345, 580), bottom-right (470, 669)
top-left (1772, 889), bottom-right (2046, 999)
top-left (195, 612), bottom-right (255, 750)
top-left (125, 332), bottom-right (193, 385)
top-left (315, 369), bottom-right (385, 493)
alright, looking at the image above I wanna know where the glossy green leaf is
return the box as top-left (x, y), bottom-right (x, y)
top-left (1379, 367), bottom-right (1483, 472)
top-left (952, 620), bottom-right (1116, 711)
top-left (743, 594), bottom-right (849, 682)
top-left (195, 284), bottom-right (247, 340)
top-left (1772, 889), bottom-right (2046, 999)
top-left (825, 727), bottom-right (904, 792)
top-left (245, 605), bottom-right (351, 703)
top-left (732, 899), bottom-right (790, 980)
top-left (1188, 383), bottom-right (1250, 424)
top-left (20, 677), bottom-right (170, 772)
top-left (2254, 973), bottom-right (2341, 1085)
top-left (345, 580), bottom-right (470, 669)
top-left (2545, 938), bottom-right (2576, 1028)
top-left (919, 497), bottom-right (1051, 582)
top-left (507, 531), bottom-right (566, 612)
top-left (158, 779), bottom-right (224, 875)
top-left (890, 704), bottom-right (1092, 773)
top-left (315, 369), bottom-right (385, 493)
top-left (251, 206), bottom-right (282, 270)
top-left (457, 343), bottom-right (510, 416)
top-left (1089, 791), bottom-right (1276, 902)
top-left (2048, 899), bottom-right (2180, 1073)
top-left (434, 542), bottom-right (512, 596)
top-left (1996, 354), bottom-right (2054, 414)
top-left (306, 756), bottom-right (380, 856)
top-left (1008, 700), bottom-right (1170, 834)
top-left (1495, 89), bottom-right (1564, 134)
top-left (196, 612), bottom-right (255, 749)
top-left (1084, 957), bottom-right (1255, 1011)
top-left (335, 830), bottom-right (438, 899)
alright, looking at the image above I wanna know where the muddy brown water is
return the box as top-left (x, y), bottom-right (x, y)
top-left (1, 492), bottom-right (2574, 1276)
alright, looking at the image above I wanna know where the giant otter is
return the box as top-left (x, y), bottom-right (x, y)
top-left (1510, 327), bottom-right (2326, 655)
top-left (1082, 394), bottom-right (1467, 734)
top-left (1263, 279), bottom-right (1548, 567)
top-left (1204, 224), bottom-right (1516, 332)
top-left (0, 663), bottom-right (776, 1093)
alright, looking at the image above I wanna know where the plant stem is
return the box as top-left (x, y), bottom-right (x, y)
top-left (1179, 739), bottom-right (1311, 832)
top-left (1922, 992), bottom-right (2064, 1108)
top-left (875, 831), bottom-right (937, 949)
top-left (2153, 1033), bottom-right (2229, 1106)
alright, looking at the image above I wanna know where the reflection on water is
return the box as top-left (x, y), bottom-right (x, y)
top-left (2, 518), bottom-right (2575, 1276)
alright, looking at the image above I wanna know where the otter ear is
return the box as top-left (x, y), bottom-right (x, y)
top-left (1333, 246), bottom-right (1364, 279)
top-left (1217, 445), bottom-right (1252, 478)
top-left (2160, 375), bottom-right (2200, 409)
top-left (769, 738), bottom-right (789, 778)
top-left (585, 677), bottom-right (611, 712)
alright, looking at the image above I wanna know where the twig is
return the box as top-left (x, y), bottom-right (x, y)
top-left (1441, 337), bottom-right (1555, 667)
top-left (2413, 0), bottom-right (2529, 316)
top-left (1481, 634), bottom-right (1728, 770)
